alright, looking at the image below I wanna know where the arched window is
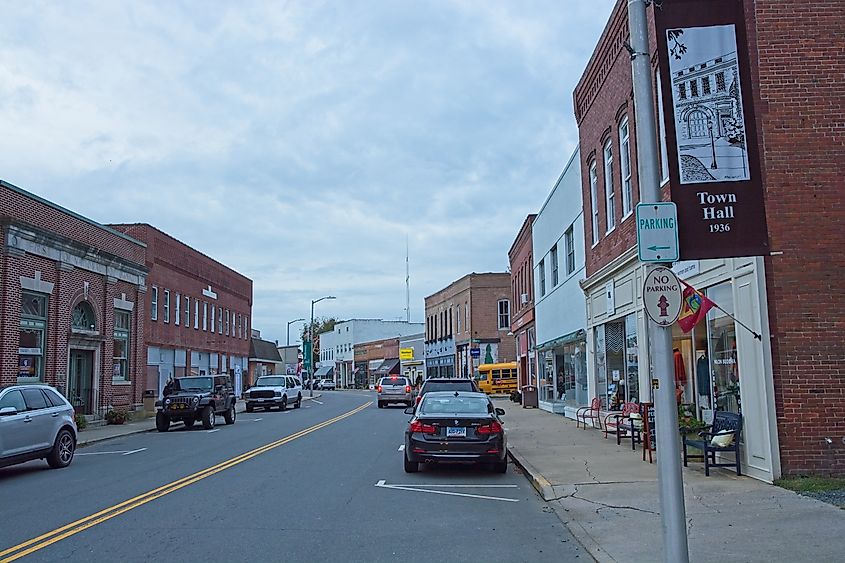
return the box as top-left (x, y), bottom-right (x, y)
top-left (72, 301), bottom-right (96, 330)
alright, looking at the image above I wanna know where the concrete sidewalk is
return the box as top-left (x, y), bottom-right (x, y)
top-left (498, 399), bottom-right (845, 563)
top-left (77, 395), bottom-right (321, 448)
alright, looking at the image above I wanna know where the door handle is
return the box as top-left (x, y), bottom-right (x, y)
top-left (24, 416), bottom-right (32, 423)
top-left (52, 412), bottom-right (60, 417)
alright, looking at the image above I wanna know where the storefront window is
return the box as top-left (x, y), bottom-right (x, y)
top-left (540, 352), bottom-right (555, 402)
top-left (625, 314), bottom-right (639, 403)
top-left (559, 340), bottom-right (588, 407)
top-left (605, 320), bottom-right (625, 410)
top-left (707, 283), bottom-right (739, 414)
top-left (594, 325), bottom-right (607, 408)
top-left (19, 292), bottom-right (48, 382)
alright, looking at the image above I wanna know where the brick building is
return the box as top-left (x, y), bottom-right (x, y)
top-left (1, 180), bottom-right (147, 417)
top-left (508, 215), bottom-right (536, 390)
top-left (574, 0), bottom-right (844, 480)
top-left (355, 335), bottom-right (401, 387)
top-left (109, 224), bottom-right (252, 398)
top-left (425, 273), bottom-right (515, 379)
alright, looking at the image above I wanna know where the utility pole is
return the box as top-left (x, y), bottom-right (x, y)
top-left (309, 296), bottom-right (336, 397)
top-left (627, 1), bottom-right (689, 562)
top-left (405, 235), bottom-right (411, 323)
top-left (287, 318), bottom-right (305, 346)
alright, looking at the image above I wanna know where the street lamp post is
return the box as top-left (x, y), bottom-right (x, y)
top-left (286, 318), bottom-right (305, 346)
top-left (708, 119), bottom-right (718, 169)
top-left (310, 296), bottom-right (336, 397)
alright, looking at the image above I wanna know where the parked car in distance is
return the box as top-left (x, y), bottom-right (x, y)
top-left (155, 375), bottom-right (237, 432)
top-left (318, 379), bottom-right (336, 390)
top-left (414, 377), bottom-right (481, 410)
top-left (403, 391), bottom-right (507, 473)
top-left (245, 375), bottom-right (302, 412)
top-left (0, 384), bottom-right (77, 470)
top-left (377, 376), bottom-right (414, 408)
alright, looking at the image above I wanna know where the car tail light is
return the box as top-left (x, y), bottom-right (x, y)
top-left (405, 385), bottom-right (411, 393)
top-left (415, 395), bottom-right (421, 405)
top-left (376, 386), bottom-right (382, 392)
top-left (409, 420), bottom-right (437, 434)
top-left (477, 421), bottom-right (503, 435)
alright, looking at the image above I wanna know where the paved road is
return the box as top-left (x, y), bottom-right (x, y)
top-left (0, 392), bottom-right (586, 562)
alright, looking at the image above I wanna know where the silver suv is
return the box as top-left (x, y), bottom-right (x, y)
top-left (0, 384), bottom-right (77, 470)
top-left (377, 376), bottom-right (414, 408)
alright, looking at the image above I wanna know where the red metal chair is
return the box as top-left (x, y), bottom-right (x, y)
top-left (576, 397), bottom-right (602, 429)
top-left (603, 401), bottom-right (639, 439)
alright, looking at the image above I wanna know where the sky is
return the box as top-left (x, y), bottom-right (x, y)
top-left (0, 0), bottom-right (615, 345)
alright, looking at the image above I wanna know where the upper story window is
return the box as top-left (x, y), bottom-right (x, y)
top-left (551, 245), bottom-right (559, 287)
top-left (678, 82), bottom-right (687, 99)
top-left (194, 300), bottom-right (199, 330)
top-left (565, 226), bottom-right (575, 275)
top-left (184, 296), bottom-right (190, 327)
top-left (702, 75), bottom-right (711, 95)
top-left (71, 301), bottom-right (95, 331)
top-left (604, 139), bottom-right (616, 233)
top-left (210, 304), bottom-right (215, 333)
top-left (456, 304), bottom-right (462, 333)
top-left (218, 307), bottom-right (223, 333)
top-left (589, 161), bottom-right (599, 245)
top-left (174, 294), bottom-right (181, 326)
top-left (690, 79), bottom-right (699, 97)
top-left (497, 300), bottom-right (510, 330)
top-left (539, 259), bottom-right (546, 297)
top-left (619, 116), bottom-right (632, 217)
top-left (150, 287), bottom-right (158, 321)
top-left (163, 290), bottom-right (170, 323)
top-left (715, 71), bottom-right (726, 91)
top-left (225, 310), bottom-right (230, 336)
top-left (203, 302), bottom-right (208, 331)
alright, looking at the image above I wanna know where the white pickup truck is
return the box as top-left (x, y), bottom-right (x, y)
top-left (244, 375), bottom-right (302, 412)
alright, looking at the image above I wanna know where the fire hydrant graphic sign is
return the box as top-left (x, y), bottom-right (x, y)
top-left (643, 267), bottom-right (683, 327)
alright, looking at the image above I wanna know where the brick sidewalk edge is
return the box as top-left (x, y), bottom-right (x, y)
top-left (77, 394), bottom-right (322, 448)
top-left (508, 445), bottom-right (615, 563)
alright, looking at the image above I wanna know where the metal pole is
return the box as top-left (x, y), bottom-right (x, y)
top-left (627, 1), bottom-right (690, 562)
top-left (309, 301), bottom-right (315, 398)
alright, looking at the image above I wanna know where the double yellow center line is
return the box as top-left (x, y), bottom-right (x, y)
top-left (0, 401), bottom-right (371, 562)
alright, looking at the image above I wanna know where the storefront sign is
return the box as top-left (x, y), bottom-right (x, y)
top-left (636, 202), bottom-right (680, 263)
top-left (470, 348), bottom-right (480, 358)
top-left (655, 0), bottom-right (768, 259)
top-left (18, 357), bottom-right (35, 378)
top-left (399, 348), bottom-right (414, 361)
top-left (643, 267), bottom-right (683, 327)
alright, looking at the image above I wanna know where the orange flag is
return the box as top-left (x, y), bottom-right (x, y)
top-left (677, 280), bottom-right (716, 333)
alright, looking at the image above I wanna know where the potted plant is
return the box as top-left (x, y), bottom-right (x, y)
top-left (104, 408), bottom-right (128, 425)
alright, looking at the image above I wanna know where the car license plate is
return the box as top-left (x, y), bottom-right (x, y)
top-left (446, 427), bottom-right (466, 438)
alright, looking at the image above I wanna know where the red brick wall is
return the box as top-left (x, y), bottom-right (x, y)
top-left (110, 224), bottom-right (252, 369)
top-left (468, 274), bottom-right (516, 363)
top-left (1, 183), bottom-right (147, 410)
top-left (749, 0), bottom-right (845, 476)
top-left (509, 215), bottom-right (536, 329)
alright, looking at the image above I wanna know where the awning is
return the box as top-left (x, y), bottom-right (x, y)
top-left (373, 358), bottom-right (400, 376)
top-left (314, 365), bottom-right (334, 377)
top-left (536, 329), bottom-right (586, 353)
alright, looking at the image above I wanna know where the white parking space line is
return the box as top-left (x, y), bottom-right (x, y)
top-left (206, 429), bottom-right (220, 433)
top-left (389, 483), bottom-right (518, 488)
top-left (76, 448), bottom-right (147, 456)
top-left (375, 480), bottom-right (519, 503)
top-left (311, 400), bottom-right (324, 405)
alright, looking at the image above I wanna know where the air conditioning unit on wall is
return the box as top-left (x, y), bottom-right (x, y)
top-left (520, 293), bottom-right (529, 305)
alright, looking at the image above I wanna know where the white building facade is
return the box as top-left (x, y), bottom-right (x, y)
top-left (532, 148), bottom-right (589, 417)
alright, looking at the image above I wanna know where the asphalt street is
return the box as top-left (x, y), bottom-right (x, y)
top-left (0, 392), bottom-right (585, 562)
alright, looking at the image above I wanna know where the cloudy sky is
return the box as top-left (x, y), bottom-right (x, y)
top-left (0, 0), bottom-right (614, 344)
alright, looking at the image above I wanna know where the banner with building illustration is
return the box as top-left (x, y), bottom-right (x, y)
top-left (655, 0), bottom-right (768, 260)
top-left (667, 25), bottom-right (749, 184)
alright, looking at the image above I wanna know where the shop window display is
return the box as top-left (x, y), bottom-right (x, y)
top-left (594, 325), bottom-right (608, 408)
top-left (707, 283), bottom-right (739, 414)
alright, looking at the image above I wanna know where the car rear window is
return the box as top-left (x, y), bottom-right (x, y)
top-left (422, 382), bottom-right (475, 393)
top-left (380, 377), bottom-right (408, 386)
top-left (420, 395), bottom-right (490, 415)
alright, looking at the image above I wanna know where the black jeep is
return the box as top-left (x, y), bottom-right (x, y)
top-left (155, 375), bottom-right (237, 432)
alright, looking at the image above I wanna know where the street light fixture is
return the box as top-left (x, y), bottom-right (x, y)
top-left (286, 318), bottom-right (305, 346)
top-left (310, 296), bottom-right (336, 397)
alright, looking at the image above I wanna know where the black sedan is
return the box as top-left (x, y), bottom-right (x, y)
top-left (403, 391), bottom-right (507, 473)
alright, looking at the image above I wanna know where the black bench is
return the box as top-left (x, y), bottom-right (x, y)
top-left (682, 411), bottom-right (743, 476)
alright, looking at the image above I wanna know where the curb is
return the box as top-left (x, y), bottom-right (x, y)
top-left (508, 446), bottom-right (614, 563)
top-left (78, 395), bottom-right (323, 448)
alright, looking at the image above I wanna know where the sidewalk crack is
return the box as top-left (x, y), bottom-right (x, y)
top-left (571, 491), bottom-right (660, 516)
top-left (583, 460), bottom-right (600, 483)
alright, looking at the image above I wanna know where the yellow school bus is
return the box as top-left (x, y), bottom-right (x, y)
top-left (475, 362), bottom-right (519, 395)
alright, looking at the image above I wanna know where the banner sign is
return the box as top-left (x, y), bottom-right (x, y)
top-left (399, 348), bottom-right (414, 361)
top-left (655, 0), bottom-right (769, 259)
